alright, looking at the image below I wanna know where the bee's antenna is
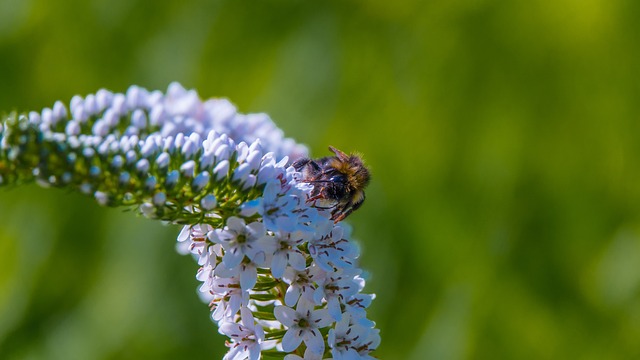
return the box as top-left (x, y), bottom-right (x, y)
top-left (328, 146), bottom-right (349, 161)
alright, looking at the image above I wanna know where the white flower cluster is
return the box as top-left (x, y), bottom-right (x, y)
top-left (36, 82), bottom-right (307, 160)
top-left (1, 83), bottom-right (307, 223)
top-left (178, 161), bottom-right (380, 359)
top-left (0, 83), bottom-right (379, 359)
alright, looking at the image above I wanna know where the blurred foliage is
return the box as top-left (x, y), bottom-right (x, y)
top-left (2, 0), bottom-right (640, 359)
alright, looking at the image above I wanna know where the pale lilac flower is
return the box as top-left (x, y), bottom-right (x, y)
top-left (212, 217), bottom-right (275, 270)
top-left (274, 299), bottom-right (333, 355)
top-left (282, 265), bottom-right (326, 307)
top-left (328, 313), bottom-right (365, 360)
top-left (328, 314), bottom-right (360, 360)
top-left (152, 192), bottom-right (166, 206)
top-left (259, 180), bottom-right (300, 232)
top-left (256, 153), bottom-right (288, 185)
top-left (220, 307), bottom-right (264, 360)
top-left (314, 268), bottom-right (363, 321)
top-left (343, 294), bottom-right (376, 328)
top-left (200, 194), bottom-right (217, 210)
top-left (310, 225), bottom-right (360, 272)
top-left (213, 160), bottom-right (230, 180)
top-left (214, 252), bottom-right (268, 291)
top-left (271, 229), bottom-right (310, 279)
top-left (208, 277), bottom-right (248, 322)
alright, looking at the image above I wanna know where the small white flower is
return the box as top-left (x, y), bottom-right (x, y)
top-left (140, 202), bottom-right (155, 217)
top-left (131, 109), bottom-right (147, 129)
top-left (214, 249), bottom-right (270, 291)
top-left (235, 142), bottom-right (249, 163)
top-left (192, 171), bottom-right (210, 192)
top-left (180, 160), bottom-right (196, 177)
top-left (156, 152), bottom-right (170, 169)
top-left (165, 170), bottom-right (179, 187)
top-left (52, 101), bottom-right (67, 121)
top-left (213, 160), bottom-right (230, 180)
top-left (328, 312), bottom-right (380, 359)
top-left (343, 294), bottom-right (376, 328)
top-left (95, 89), bottom-right (113, 111)
top-left (220, 307), bottom-right (264, 360)
top-left (182, 139), bottom-right (198, 158)
top-left (309, 226), bottom-right (360, 273)
top-left (200, 194), bottom-right (217, 210)
top-left (183, 224), bottom-right (215, 264)
top-left (79, 182), bottom-right (92, 194)
top-left (127, 85), bottom-right (149, 109)
top-left (153, 192), bottom-right (166, 206)
top-left (241, 174), bottom-right (257, 190)
top-left (328, 313), bottom-right (360, 360)
top-left (215, 143), bottom-right (230, 161)
top-left (260, 181), bottom-right (299, 232)
top-left (94, 191), bottom-right (109, 206)
top-left (140, 137), bottom-right (159, 158)
top-left (125, 149), bottom-right (137, 163)
top-left (271, 229), bottom-right (310, 279)
top-left (111, 93), bottom-right (127, 114)
top-left (245, 149), bottom-right (262, 173)
top-left (200, 150), bottom-right (215, 170)
top-left (232, 163), bottom-right (251, 184)
top-left (65, 121), bottom-right (80, 136)
top-left (282, 265), bottom-right (326, 307)
top-left (144, 176), bottom-right (157, 191)
top-left (314, 268), bottom-right (363, 321)
top-left (118, 171), bottom-right (131, 185)
top-left (135, 158), bottom-right (150, 174)
top-left (274, 298), bottom-right (332, 355)
top-left (208, 277), bottom-right (248, 322)
top-left (212, 217), bottom-right (275, 271)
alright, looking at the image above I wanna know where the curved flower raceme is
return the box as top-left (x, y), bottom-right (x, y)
top-left (0, 83), bottom-right (379, 359)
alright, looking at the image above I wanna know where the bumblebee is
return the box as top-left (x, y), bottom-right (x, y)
top-left (293, 146), bottom-right (370, 223)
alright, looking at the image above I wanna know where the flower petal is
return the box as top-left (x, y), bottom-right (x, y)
top-left (271, 252), bottom-right (287, 279)
top-left (311, 308), bottom-right (332, 329)
top-left (240, 306), bottom-right (255, 328)
top-left (274, 306), bottom-right (296, 327)
top-left (222, 248), bottom-right (244, 269)
top-left (226, 216), bottom-right (245, 232)
top-left (302, 328), bottom-right (325, 355)
top-left (327, 296), bottom-right (343, 321)
top-left (288, 251), bottom-right (306, 271)
top-left (240, 264), bottom-right (257, 290)
top-left (281, 328), bottom-right (303, 352)
top-left (285, 285), bottom-right (301, 307)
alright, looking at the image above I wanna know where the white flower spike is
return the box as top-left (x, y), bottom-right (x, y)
top-left (0, 83), bottom-right (379, 359)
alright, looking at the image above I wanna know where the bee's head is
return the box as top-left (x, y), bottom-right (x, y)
top-left (328, 146), bottom-right (371, 191)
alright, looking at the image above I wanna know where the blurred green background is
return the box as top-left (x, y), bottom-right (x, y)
top-left (2, 0), bottom-right (640, 359)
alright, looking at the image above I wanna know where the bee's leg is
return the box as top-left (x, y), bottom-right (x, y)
top-left (332, 196), bottom-right (364, 223)
top-left (332, 208), bottom-right (351, 223)
top-left (330, 202), bottom-right (348, 222)
top-left (308, 193), bottom-right (325, 202)
top-left (292, 157), bottom-right (311, 171)
top-left (307, 185), bottom-right (328, 202)
top-left (293, 158), bottom-right (322, 173)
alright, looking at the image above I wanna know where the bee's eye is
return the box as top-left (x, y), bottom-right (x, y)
top-left (330, 174), bottom-right (347, 183)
